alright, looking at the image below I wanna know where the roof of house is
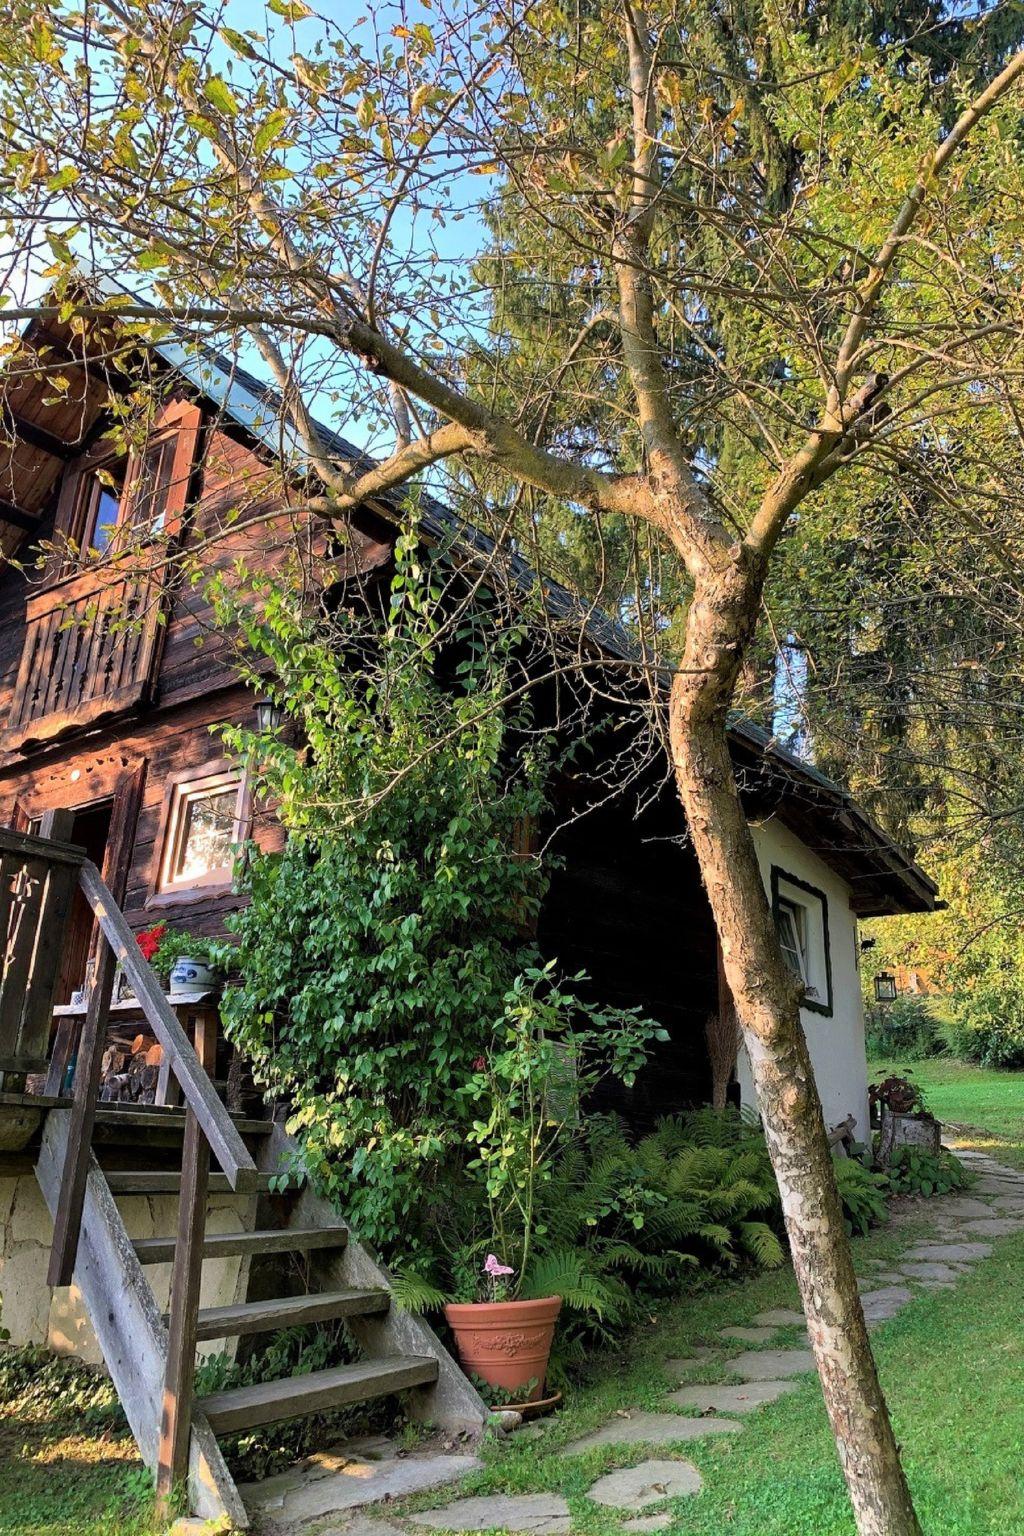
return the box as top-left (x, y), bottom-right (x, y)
top-left (0, 295), bottom-right (939, 917)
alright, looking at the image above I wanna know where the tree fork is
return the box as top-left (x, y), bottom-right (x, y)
top-left (669, 580), bottom-right (922, 1536)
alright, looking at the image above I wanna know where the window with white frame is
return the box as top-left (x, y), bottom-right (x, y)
top-left (151, 763), bottom-right (250, 902)
top-left (776, 897), bottom-right (808, 982)
top-left (771, 867), bottom-right (833, 1015)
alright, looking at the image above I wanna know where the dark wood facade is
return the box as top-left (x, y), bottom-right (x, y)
top-left (0, 329), bottom-right (294, 989)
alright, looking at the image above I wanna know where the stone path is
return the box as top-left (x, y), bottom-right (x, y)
top-left (264, 1147), bottom-right (1024, 1536)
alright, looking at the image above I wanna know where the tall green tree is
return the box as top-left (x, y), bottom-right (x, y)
top-left (3, 6), bottom-right (1024, 1530)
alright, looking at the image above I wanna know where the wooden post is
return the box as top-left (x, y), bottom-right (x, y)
top-left (156, 1011), bottom-right (215, 1511)
top-left (47, 922), bottom-right (116, 1286)
top-left (42, 1012), bottom-right (79, 1098)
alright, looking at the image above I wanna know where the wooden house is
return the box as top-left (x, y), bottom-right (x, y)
top-left (0, 306), bottom-right (939, 1128)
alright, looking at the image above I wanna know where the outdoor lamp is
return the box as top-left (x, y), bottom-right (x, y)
top-left (873, 971), bottom-right (898, 1003)
top-left (253, 695), bottom-right (283, 733)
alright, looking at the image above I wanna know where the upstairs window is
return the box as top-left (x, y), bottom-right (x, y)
top-left (52, 398), bottom-right (203, 569)
top-left (151, 763), bottom-right (250, 903)
top-left (771, 867), bottom-right (833, 1016)
top-left (68, 453), bottom-right (128, 555)
top-left (78, 457), bottom-right (125, 556)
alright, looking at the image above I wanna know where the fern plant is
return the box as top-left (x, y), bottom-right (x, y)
top-left (394, 1108), bottom-right (791, 1363)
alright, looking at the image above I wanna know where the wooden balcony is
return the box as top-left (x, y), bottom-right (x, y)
top-left (1, 564), bottom-right (165, 751)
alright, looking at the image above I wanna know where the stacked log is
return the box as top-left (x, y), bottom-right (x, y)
top-left (99, 1032), bottom-right (163, 1102)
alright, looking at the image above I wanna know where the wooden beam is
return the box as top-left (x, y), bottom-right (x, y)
top-left (0, 498), bottom-right (40, 533)
top-left (47, 925), bottom-right (117, 1287)
top-left (156, 1010), bottom-right (215, 1511)
top-left (5, 413), bottom-right (77, 460)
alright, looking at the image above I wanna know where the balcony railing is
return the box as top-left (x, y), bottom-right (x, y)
top-left (1, 565), bottom-right (165, 751)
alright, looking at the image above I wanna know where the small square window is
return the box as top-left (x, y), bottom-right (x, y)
top-left (153, 765), bottom-right (250, 900)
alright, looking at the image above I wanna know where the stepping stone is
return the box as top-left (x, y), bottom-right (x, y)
top-left (587, 1458), bottom-right (702, 1509)
top-left (408, 1494), bottom-right (570, 1534)
top-left (664, 1348), bottom-right (719, 1377)
top-left (929, 1197), bottom-right (995, 1220)
top-left (323, 1521), bottom-right (407, 1536)
top-left (961, 1217), bottom-right (1024, 1237)
top-left (972, 1178), bottom-right (1024, 1196)
top-left (903, 1242), bottom-right (992, 1263)
top-left (622, 1517), bottom-right (673, 1532)
top-left (720, 1325), bottom-right (778, 1344)
top-left (668, 1380), bottom-right (798, 1415)
top-left (991, 1195), bottom-right (1024, 1212)
top-left (729, 1348), bottom-right (815, 1381)
top-left (898, 1262), bottom-right (967, 1284)
top-left (859, 1287), bottom-right (913, 1323)
top-left (870, 1271), bottom-right (909, 1285)
top-left (752, 1309), bottom-right (805, 1327)
top-left (561, 1412), bottom-right (741, 1455)
top-left (239, 1436), bottom-right (482, 1525)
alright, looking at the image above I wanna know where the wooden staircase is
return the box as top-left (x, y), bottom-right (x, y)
top-left (1, 826), bottom-right (484, 1528)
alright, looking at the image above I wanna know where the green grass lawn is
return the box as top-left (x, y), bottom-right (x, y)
top-left (390, 1058), bottom-right (1024, 1536)
top-left (870, 1055), bottom-right (1024, 1167)
top-left (0, 1347), bottom-right (158, 1536)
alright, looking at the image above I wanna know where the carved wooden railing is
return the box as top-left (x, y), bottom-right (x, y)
top-left (0, 826), bottom-right (257, 1506)
top-left (0, 564), bottom-right (165, 751)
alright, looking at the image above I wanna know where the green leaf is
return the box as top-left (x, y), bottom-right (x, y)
top-left (203, 75), bottom-right (240, 118)
top-left (254, 109), bottom-right (289, 157)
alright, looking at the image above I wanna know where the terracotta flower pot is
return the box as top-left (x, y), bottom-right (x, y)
top-left (444, 1295), bottom-right (561, 1401)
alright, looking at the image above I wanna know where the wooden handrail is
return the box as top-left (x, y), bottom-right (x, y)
top-left (0, 825), bottom-right (88, 866)
top-left (76, 861), bottom-right (257, 1191)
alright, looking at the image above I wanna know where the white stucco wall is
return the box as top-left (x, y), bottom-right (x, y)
top-left (736, 817), bottom-right (870, 1139)
top-left (0, 1174), bottom-right (253, 1363)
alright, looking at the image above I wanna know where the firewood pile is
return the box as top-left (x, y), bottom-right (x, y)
top-left (99, 1032), bottom-right (163, 1103)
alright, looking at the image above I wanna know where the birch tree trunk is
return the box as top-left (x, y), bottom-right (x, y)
top-left (669, 566), bottom-right (921, 1536)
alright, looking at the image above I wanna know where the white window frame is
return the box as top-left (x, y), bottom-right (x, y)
top-left (771, 867), bottom-right (833, 1016)
top-left (150, 761), bottom-right (250, 904)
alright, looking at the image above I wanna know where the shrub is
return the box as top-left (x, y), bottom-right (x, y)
top-left (945, 979), bottom-right (1024, 1068)
top-left (216, 540), bottom-right (660, 1255)
top-left (864, 996), bottom-right (942, 1061)
top-left (833, 1157), bottom-right (889, 1236)
top-left (883, 1145), bottom-right (968, 1198)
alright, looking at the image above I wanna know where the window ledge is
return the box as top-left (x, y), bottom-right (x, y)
top-left (145, 882), bottom-right (236, 910)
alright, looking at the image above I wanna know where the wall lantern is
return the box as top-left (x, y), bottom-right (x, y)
top-left (873, 971), bottom-right (898, 1003)
top-left (253, 695), bottom-right (283, 733)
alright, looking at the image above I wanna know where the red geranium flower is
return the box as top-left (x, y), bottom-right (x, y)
top-left (136, 923), bottom-right (166, 962)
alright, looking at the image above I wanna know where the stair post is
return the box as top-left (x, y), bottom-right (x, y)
top-left (156, 1010), bottom-right (217, 1511)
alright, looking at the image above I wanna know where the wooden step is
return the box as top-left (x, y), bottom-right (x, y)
top-left (105, 1170), bottom-right (295, 1196)
top-left (133, 1225), bottom-right (349, 1265)
top-left (183, 1287), bottom-right (390, 1340)
top-left (199, 1355), bottom-right (439, 1433)
top-left (0, 1091), bottom-right (271, 1136)
top-left (95, 1105), bottom-right (273, 1137)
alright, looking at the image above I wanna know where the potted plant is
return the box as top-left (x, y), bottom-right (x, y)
top-left (439, 966), bottom-right (664, 1403)
top-left (148, 928), bottom-right (226, 995)
top-left (870, 1073), bottom-right (941, 1162)
top-left (444, 1255), bottom-right (561, 1405)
